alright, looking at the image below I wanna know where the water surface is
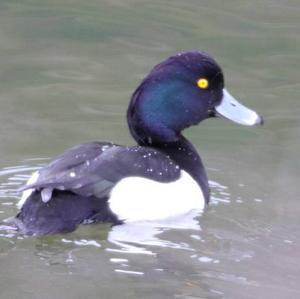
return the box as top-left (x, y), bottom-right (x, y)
top-left (0, 1), bottom-right (299, 298)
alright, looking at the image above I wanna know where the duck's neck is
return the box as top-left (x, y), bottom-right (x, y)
top-left (141, 135), bottom-right (210, 203)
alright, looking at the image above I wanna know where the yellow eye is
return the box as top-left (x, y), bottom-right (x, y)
top-left (197, 78), bottom-right (209, 89)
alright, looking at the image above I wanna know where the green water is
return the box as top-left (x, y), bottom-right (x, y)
top-left (0, 1), bottom-right (299, 298)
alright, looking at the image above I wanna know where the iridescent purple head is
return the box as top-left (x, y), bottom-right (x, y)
top-left (127, 51), bottom-right (263, 145)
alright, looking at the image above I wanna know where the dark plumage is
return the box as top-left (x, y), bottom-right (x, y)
top-left (9, 50), bottom-right (262, 235)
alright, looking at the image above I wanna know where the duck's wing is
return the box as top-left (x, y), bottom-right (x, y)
top-left (20, 142), bottom-right (181, 201)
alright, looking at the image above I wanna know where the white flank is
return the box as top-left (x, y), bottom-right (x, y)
top-left (17, 171), bottom-right (39, 209)
top-left (108, 170), bottom-right (205, 222)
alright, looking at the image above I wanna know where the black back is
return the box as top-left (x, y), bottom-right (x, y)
top-left (21, 142), bottom-right (182, 199)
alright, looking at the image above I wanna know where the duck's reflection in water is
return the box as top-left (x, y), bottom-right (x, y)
top-left (106, 210), bottom-right (202, 256)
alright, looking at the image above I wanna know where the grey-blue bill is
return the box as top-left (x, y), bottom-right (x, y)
top-left (215, 89), bottom-right (263, 126)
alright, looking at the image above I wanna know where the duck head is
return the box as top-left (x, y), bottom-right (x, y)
top-left (127, 51), bottom-right (263, 145)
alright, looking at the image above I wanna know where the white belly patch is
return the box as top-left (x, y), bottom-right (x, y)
top-left (108, 170), bottom-right (205, 222)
